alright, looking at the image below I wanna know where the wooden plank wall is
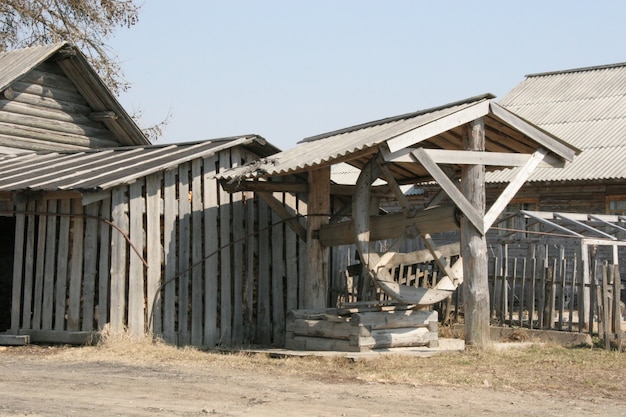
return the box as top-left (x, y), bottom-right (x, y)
top-left (10, 197), bottom-right (111, 342)
top-left (8, 148), bottom-right (308, 347)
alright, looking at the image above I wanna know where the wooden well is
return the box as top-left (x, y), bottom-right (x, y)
top-left (285, 304), bottom-right (438, 352)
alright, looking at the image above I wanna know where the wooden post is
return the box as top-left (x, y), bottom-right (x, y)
top-left (461, 118), bottom-right (490, 348)
top-left (304, 167), bottom-right (330, 309)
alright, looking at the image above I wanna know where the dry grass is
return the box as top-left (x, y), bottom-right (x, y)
top-left (7, 328), bottom-right (626, 401)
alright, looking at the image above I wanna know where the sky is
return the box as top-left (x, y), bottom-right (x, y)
top-left (109, 1), bottom-right (626, 149)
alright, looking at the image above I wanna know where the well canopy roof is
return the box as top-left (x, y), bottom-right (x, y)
top-left (218, 94), bottom-right (579, 185)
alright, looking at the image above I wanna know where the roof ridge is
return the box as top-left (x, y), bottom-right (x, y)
top-left (526, 62), bottom-right (626, 78)
top-left (298, 93), bottom-right (495, 143)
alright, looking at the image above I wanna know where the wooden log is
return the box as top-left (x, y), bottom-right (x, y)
top-left (203, 155), bottom-right (219, 346)
top-left (0, 121), bottom-right (118, 147)
top-left (4, 87), bottom-right (92, 114)
top-left (17, 329), bottom-right (96, 345)
top-left (357, 327), bottom-right (436, 349)
top-left (318, 204), bottom-right (459, 247)
top-left (285, 335), bottom-right (361, 352)
top-left (351, 309), bottom-right (437, 330)
top-left (304, 167), bottom-right (331, 308)
top-left (461, 117), bottom-right (490, 348)
top-left (285, 191), bottom-right (299, 312)
top-left (286, 319), bottom-right (361, 340)
top-left (0, 334), bottom-right (29, 346)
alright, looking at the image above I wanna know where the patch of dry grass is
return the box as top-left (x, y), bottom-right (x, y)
top-left (8, 328), bottom-right (625, 401)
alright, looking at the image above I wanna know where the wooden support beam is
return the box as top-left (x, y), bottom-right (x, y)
top-left (257, 191), bottom-right (307, 242)
top-left (304, 167), bottom-right (331, 308)
top-left (411, 148), bottom-right (485, 233)
top-left (220, 178), bottom-right (392, 198)
top-left (461, 118), bottom-right (490, 348)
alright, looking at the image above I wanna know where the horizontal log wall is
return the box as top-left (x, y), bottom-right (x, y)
top-left (0, 62), bottom-right (119, 152)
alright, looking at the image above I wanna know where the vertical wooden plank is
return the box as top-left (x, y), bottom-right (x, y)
top-left (558, 257), bottom-right (566, 331)
top-left (97, 197), bottom-right (111, 330)
top-left (271, 199), bottom-right (285, 346)
top-left (31, 199), bottom-right (48, 330)
top-left (21, 200), bottom-right (36, 330)
top-left (163, 170), bottom-right (178, 343)
top-left (519, 258), bottom-right (526, 327)
top-left (530, 256), bottom-right (537, 329)
top-left (257, 198), bottom-right (271, 345)
top-left (146, 173), bottom-right (162, 335)
top-left (218, 152), bottom-right (232, 345)
top-left (613, 267), bottom-right (623, 352)
top-left (67, 199), bottom-right (84, 331)
top-left (10, 202), bottom-right (26, 331)
top-left (284, 192), bottom-right (298, 312)
top-left (41, 200), bottom-right (57, 330)
top-left (230, 149), bottom-right (245, 344)
top-left (297, 197), bottom-right (308, 308)
top-left (203, 155), bottom-right (219, 346)
top-left (579, 243), bottom-right (589, 333)
top-left (81, 202), bottom-right (99, 331)
top-left (178, 163), bottom-right (191, 345)
top-left (509, 258), bottom-right (517, 327)
top-left (110, 187), bottom-right (128, 334)
top-left (245, 189), bottom-right (256, 341)
top-left (128, 180), bottom-right (146, 337)
top-left (568, 257), bottom-right (576, 332)
top-left (54, 199), bottom-right (71, 331)
top-left (191, 159), bottom-right (204, 346)
top-left (589, 258), bottom-right (598, 335)
top-left (602, 263), bottom-right (610, 350)
top-left (305, 167), bottom-right (330, 309)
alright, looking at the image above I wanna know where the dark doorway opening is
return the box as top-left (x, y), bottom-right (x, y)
top-left (0, 216), bottom-right (16, 332)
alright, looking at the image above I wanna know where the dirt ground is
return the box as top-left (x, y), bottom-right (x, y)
top-left (0, 343), bottom-right (624, 417)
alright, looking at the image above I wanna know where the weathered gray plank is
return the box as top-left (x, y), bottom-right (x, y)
top-left (97, 197), bottom-right (111, 330)
top-left (81, 202), bottom-right (99, 331)
top-left (203, 155), bottom-right (219, 346)
top-left (230, 149), bottom-right (245, 344)
top-left (31, 199), bottom-right (48, 329)
top-left (162, 169), bottom-right (178, 343)
top-left (146, 173), bottom-right (162, 335)
top-left (271, 199), bottom-right (285, 346)
top-left (67, 199), bottom-right (84, 331)
top-left (178, 163), bottom-right (191, 345)
top-left (10, 202), bottom-right (26, 331)
top-left (110, 187), bottom-right (128, 333)
top-left (191, 159), bottom-right (204, 346)
top-left (54, 199), bottom-right (71, 331)
top-left (41, 200), bottom-right (57, 330)
top-left (305, 167), bottom-right (330, 308)
top-left (257, 198), bottom-right (271, 345)
top-left (128, 180), bottom-right (145, 337)
top-left (218, 153), bottom-right (232, 345)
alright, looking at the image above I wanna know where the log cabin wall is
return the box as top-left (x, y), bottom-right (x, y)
top-left (6, 147), bottom-right (308, 347)
top-left (0, 61), bottom-right (123, 152)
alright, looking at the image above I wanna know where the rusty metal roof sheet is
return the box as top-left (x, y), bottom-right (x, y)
top-left (496, 63), bottom-right (626, 182)
top-left (0, 135), bottom-right (275, 193)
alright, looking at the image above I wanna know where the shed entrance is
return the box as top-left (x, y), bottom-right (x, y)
top-left (0, 216), bottom-right (15, 331)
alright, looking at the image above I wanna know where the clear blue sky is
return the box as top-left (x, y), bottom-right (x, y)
top-left (109, 0), bottom-right (626, 149)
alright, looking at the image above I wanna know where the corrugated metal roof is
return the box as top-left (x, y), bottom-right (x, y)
top-left (498, 63), bottom-right (626, 182)
top-left (218, 94), bottom-right (577, 183)
top-left (0, 135), bottom-right (274, 193)
top-left (0, 43), bottom-right (63, 92)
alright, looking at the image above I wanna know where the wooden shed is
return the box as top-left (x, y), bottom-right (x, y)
top-left (0, 136), bottom-right (314, 347)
